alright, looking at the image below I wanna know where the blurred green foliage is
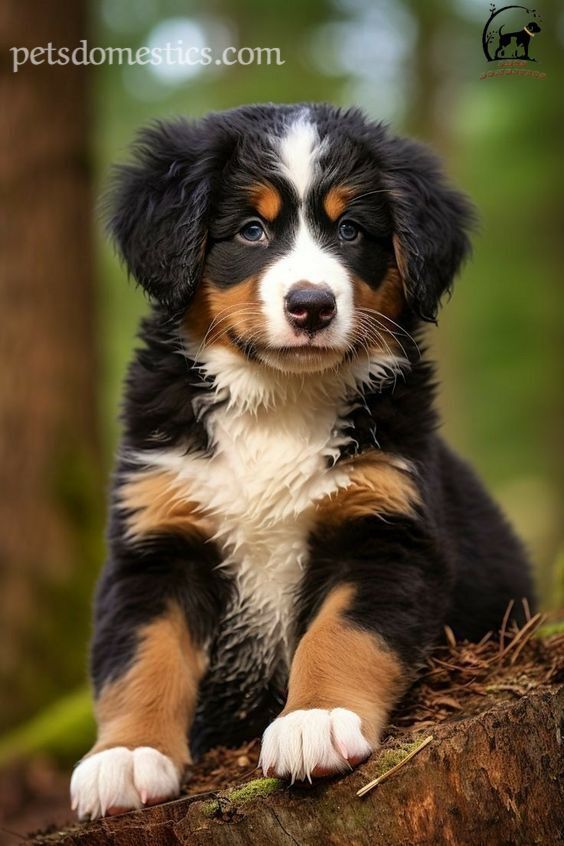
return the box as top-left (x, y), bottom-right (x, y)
top-left (0, 689), bottom-right (95, 767)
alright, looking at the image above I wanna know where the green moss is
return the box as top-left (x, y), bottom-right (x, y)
top-left (226, 777), bottom-right (282, 805)
top-left (200, 778), bottom-right (283, 818)
top-left (200, 798), bottom-right (221, 818)
top-left (369, 739), bottom-right (427, 779)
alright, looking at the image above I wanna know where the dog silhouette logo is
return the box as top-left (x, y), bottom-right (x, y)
top-left (482, 5), bottom-right (542, 62)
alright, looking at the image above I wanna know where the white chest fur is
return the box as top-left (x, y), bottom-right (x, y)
top-left (131, 346), bottom-right (403, 675)
top-left (134, 380), bottom-right (350, 669)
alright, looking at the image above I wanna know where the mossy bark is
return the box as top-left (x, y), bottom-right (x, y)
top-left (31, 684), bottom-right (563, 846)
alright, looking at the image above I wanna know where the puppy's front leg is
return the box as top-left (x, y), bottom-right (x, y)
top-left (71, 597), bottom-right (206, 819)
top-left (71, 463), bottom-right (228, 819)
top-left (260, 584), bottom-right (405, 781)
top-left (260, 500), bottom-right (448, 781)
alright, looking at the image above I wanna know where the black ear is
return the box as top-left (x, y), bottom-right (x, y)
top-left (106, 118), bottom-right (229, 312)
top-left (382, 136), bottom-right (475, 322)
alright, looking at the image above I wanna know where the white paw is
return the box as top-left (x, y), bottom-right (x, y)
top-left (70, 746), bottom-right (180, 820)
top-left (259, 708), bottom-right (372, 782)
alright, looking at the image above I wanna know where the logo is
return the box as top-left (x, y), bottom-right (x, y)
top-left (482, 5), bottom-right (542, 62)
top-left (480, 4), bottom-right (546, 80)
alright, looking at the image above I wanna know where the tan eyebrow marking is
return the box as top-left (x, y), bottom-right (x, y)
top-left (324, 185), bottom-right (355, 221)
top-left (248, 182), bottom-right (282, 221)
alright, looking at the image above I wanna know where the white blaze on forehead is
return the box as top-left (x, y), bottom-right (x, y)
top-left (277, 117), bottom-right (322, 200)
top-left (264, 116), bottom-right (355, 354)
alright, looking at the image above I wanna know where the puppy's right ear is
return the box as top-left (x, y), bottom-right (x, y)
top-left (106, 119), bottom-right (227, 312)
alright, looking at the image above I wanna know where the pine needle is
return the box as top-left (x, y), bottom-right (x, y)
top-left (356, 735), bottom-right (434, 797)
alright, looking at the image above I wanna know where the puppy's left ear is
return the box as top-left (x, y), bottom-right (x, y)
top-left (383, 136), bottom-right (476, 322)
top-left (106, 118), bottom-right (229, 312)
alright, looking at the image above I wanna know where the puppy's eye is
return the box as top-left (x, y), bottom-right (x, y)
top-left (338, 219), bottom-right (361, 243)
top-left (239, 221), bottom-right (267, 243)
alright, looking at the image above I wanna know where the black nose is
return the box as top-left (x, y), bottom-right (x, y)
top-left (285, 284), bottom-right (337, 332)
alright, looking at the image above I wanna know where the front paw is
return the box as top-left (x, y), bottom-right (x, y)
top-left (70, 746), bottom-right (180, 820)
top-left (259, 708), bottom-right (373, 782)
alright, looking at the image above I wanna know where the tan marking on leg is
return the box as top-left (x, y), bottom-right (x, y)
top-left (248, 182), bottom-right (282, 221)
top-left (316, 452), bottom-right (419, 528)
top-left (324, 185), bottom-right (354, 221)
top-left (89, 604), bottom-right (206, 770)
top-left (119, 470), bottom-right (214, 541)
top-left (283, 584), bottom-right (406, 744)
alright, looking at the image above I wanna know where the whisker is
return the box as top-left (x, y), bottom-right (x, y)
top-left (348, 189), bottom-right (389, 202)
top-left (356, 307), bottom-right (419, 343)
top-left (356, 316), bottom-right (410, 360)
top-left (205, 323), bottom-right (269, 351)
top-left (196, 307), bottom-right (266, 356)
top-left (205, 306), bottom-right (265, 336)
top-left (352, 318), bottom-right (406, 366)
top-left (354, 315), bottom-right (395, 352)
top-left (355, 308), bottom-right (420, 358)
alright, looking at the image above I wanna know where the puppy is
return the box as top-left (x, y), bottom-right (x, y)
top-left (70, 103), bottom-right (534, 819)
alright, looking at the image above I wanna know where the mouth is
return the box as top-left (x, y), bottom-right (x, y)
top-left (261, 330), bottom-right (354, 374)
top-left (227, 330), bottom-right (346, 373)
top-left (270, 344), bottom-right (339, 356)
top-left (258, 345), bottom-right (346, 373)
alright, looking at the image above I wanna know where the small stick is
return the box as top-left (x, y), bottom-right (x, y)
top-left (356, 735), bottom-right (434, 797)
top-left (498, 612), bottom-right (544, 661)
top-left (509, 613), bottom-right (546, 665)
top-left (499, 599), bottom-right (514, 656)
top-left (444, 624), bottom-right (457, 649)
top-left (432, 658), bottom-right (466, 672)
top-left (477, 629), bottom-right (494, 648)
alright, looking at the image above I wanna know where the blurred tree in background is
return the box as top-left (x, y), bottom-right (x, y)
top-left (0, 0), bottom-right (562, 763)
top-left (0, 0), bottom-right (102, 734)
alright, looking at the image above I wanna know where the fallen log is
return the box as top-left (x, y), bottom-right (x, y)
top-left (29, 628), bottom-right (564, 846)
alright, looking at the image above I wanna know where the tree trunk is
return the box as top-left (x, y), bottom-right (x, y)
top-left (30, 683), bottom-right (563, 846)
top-left (0, 0), bottom-right (100, 730)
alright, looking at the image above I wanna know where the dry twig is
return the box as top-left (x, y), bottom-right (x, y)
top-left (356, 735), bottom-right (434, 797)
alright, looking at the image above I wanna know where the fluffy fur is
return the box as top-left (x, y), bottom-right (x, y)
top-left (71, 103), bottom-right (534, 818)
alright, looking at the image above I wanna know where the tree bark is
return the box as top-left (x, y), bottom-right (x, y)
top-left (0, 0), bottom-right (100, 730)
top-left (30, 684), bottom-right (563, 846)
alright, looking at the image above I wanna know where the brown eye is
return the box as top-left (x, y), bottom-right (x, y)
top-left (338, 219), bottom-right (361, 242)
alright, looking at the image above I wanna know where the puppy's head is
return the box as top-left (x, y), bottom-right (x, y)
top-left (108, 104), bottom-right (474, 373)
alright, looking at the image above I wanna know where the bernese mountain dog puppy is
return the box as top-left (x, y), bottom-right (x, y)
top-left (70, 103), bottom-right (534, 819)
